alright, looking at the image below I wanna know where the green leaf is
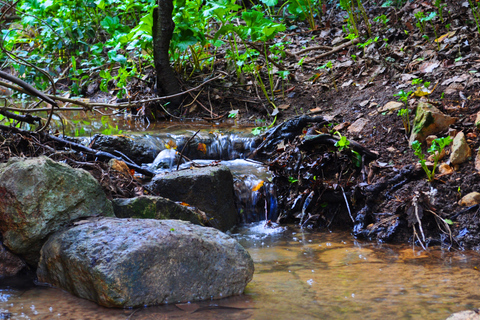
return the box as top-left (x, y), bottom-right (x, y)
top-left (444, 219), bottom-right (453, 225)
top-left (260, 0), bottom-right (278, 6)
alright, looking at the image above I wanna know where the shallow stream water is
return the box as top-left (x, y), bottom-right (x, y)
top-left (2, 224), bottom-right (480, 320)
top-left (2, 121), bottom-right (480, 319)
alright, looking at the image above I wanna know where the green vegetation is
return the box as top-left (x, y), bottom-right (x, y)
top-left (411, 136), bottom-right (453, 182)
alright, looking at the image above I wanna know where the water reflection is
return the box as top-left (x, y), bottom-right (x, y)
top-left (2, 225), bottom-right (480, 319)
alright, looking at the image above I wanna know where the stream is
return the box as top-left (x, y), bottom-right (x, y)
top-left (1, 119), bottom-right (480, 319)
top-left (2, 227), bottom-right (480, 319)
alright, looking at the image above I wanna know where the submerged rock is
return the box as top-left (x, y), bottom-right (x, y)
top-left (148, 165), bottom-right (238, 231)
top-left (409, 102), bottom-right (456, 145)
top-left (37, 217), bottom-right (254, 308)
top-left (0, 156), bottom-right (114, 266)
top-left (112, 195), bottom-right (205, 225)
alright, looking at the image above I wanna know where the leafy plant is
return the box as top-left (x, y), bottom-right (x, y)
top-left (397, 108), bottom-right (410, 134)
top-left (374, 14), bottom-right (389, 27)
top-left (468, 0), bottom-right (480, 34)
top-left (287, 0), bottom-right (322, 30)
top-left (434, 0), bottom-right (446, 23)
top-left (411, 136), bottom-right (453, 182)
top-left (317, 61), bottom-right (337, 91)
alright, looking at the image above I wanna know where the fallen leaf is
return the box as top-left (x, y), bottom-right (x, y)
top-left (180, 202), bottom-right (190, 206)
top-left (435, 31), bottom-right (456, 43)
top-left (165, 140), bottom-right (177, 149)
top-left (419, 61), bottom-right (440, 73)
top-left (197, 143), bottom-right (207, 154)
top-left (252, 180), bottom-right (264, 192)
top-left (278, 104), bottom-right (290, 110)
top-left (309, 107), bottom-right (322, 113)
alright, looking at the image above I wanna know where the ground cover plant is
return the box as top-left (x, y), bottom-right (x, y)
top-left (2, 0), bottom-right (480, 250)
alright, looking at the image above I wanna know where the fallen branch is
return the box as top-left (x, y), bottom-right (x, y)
top-left (293, 45), bottom-right (333, 56)
top-left (0, 74), bottom-right (223, 112)
top-left (0, 71), bottom-right (58, 107)
top-left (304, 38), bottom-right (360, 63)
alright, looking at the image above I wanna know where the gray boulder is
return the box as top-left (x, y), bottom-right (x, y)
top-left (112, 195), bottom-right (206, 225)
top-left (0, 156), bottom-right (114, 266)
top-left (148, 165), bottom-right (238, 231)
top-left (37, 217), bottom-right (254, 308)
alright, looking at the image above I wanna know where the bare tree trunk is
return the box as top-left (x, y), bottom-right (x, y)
top-left (152, 0), bottom-right (182, 108)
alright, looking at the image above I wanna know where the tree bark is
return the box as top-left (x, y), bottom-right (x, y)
top-left (152, 0), bottom-right (182, 108)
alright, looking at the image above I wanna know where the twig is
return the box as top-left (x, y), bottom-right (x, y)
top-left (341, 186), bottom-right (355, 223)
top-left (304, 38), bottom-right (360, 63)
top-left (176, 129), bottom-right (200, 171)
top-left (427, 209), bottom-right (453, 246)
top-left (294, 45), bottom-right (333, 56)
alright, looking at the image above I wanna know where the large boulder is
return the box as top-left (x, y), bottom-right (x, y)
top-left (112, 195), bottom-right (206, 225)
top-left (409, 102), bottom-right (456, 145)
top-left (37, 217), bottom-right (254, 308)
top-left (148, 165), bottom-right (238, 231)
top-left (0, 157), bottom-right (114, 266)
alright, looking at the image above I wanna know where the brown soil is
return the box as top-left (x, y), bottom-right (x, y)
top-left (171, 0), bottom-right (480, 249)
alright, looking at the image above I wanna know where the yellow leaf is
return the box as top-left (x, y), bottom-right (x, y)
top-left (413, 82), bottom-right (438, 97)
top-left (435, 31), bottom-right (456, 43)
top-left (252, 180), bottom-right (264, 192)
top-left (164, 139), bottom-right (177, 149)
top-left (197, 143), bottom-right (207, 154)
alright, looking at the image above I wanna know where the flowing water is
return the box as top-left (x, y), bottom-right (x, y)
top-left (2, 123), bottom-right (480, 319)
top-left (2, 225), bottom-right (480, 319)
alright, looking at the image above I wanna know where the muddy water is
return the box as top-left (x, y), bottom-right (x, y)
top-left (2, 224), bottom-right (480, 320)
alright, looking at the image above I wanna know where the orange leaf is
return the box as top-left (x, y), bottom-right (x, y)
top-left (197, 143), bottom-right (207, 154)
top-left (180, 202), bottom-right (190, 206)
top-left (252, 180), bottom-right (264, 192)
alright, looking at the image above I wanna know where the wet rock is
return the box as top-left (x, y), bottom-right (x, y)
top-left (151, 148), bottom-right (177, 169)
top-left (112, 195), bottom-right (205, 225)
top-left (0, 242), bottom-right (26, 277)
top-left (0, 157), bottom-right (114, 266)
top-left (446, 310), bottom-right (480, 320)
top-left (377, 101), bottom-right (403, 114)
top-left (347, 117), bottom-right (369, 135)
top-left (37, 217), bottom-right (254, 308)
top-left (409, 102), bottom-right (457, 145)
top-left (458, 192), bottom-right (480, 206)
top-left (90, 134), bottom-right (160, 165)
top-left (449, 132), bottom-right (471, 165)
top-left (148, 165), bottom-right (238, 231)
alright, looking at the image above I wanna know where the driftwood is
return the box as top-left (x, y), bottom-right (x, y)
top-left (247, 115), bottom-right (328, 159)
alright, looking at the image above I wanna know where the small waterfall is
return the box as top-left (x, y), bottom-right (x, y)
top-left (146, 131), bottom-right (273, 224)
top-left (234, 175), bottom-right (278, 223)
